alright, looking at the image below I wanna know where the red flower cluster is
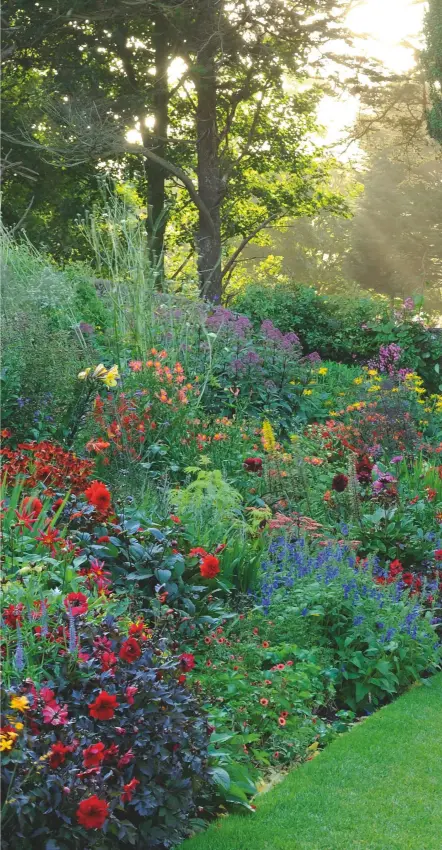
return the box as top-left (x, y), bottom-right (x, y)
top-left (84, 481), bottom-right (112, 514)
top-left (40, 687), bottom-right (69, 727)
top-left (243, 456), bottom-right (263, 473)
top-left (0, 441), bottom-right (93, 494)
top-left (188, 548), bottom-right (221, 579)
top-left (375, 559), bottom-right (423, 593)
top-left (49, 740), bottom-right (78, 768)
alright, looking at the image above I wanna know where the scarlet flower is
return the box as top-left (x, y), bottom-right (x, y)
top-left (119, 637), bottom-right (141, 663)
top-left (200, 554), bottom-right (220, 579)
top-left (179, 652), bottom-right (195, 672)
top-left (402, 572), bottom-right (414, 587)
top-left (3, 604), bottom-right (24, 628)
top-left (36, 527), bottom-right (61, 555)
top-left (96, 535), bottom-right (110, 544)
top-left (76, 796), bottom-right (109, 830)
top-left (49, 741), bottom-right (75, 768)
top-left (435, 550), bottom-right (442, 562)
top-left (84, 481), bottom-right (111, 514)
top-left (426, 487), bottom-right (437, 502)
top-left (332, 473), bottom-right (349, 493)
top-left (88, 691), bottom-right (119, 720)
top-left (21, 496), bottom-right (43, 517)
top-left (178, 674), bottom-right (186, 684)
top-left (64, 592), bottom-right (88, 617)
top-left (128, 620), bottom-right (149, 639)
top-left (262, 641), bottom-right (270, 648)
top-left (83, 742), bottom-right (106, 768)
top-left (101, 651), bottom-right (118, 672)
top-left (121, 777), bottom-right (140, 803)
top-left (170, 514), bottom-right (181, 524)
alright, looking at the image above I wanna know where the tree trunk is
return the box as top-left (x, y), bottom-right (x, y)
top-left (194, 0), bottom-right (223, 301)
top-left (144, 10), bottom-right (169, 284)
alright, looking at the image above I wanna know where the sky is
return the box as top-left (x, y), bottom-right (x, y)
top-left (317, 0), bottom-right (426, 150)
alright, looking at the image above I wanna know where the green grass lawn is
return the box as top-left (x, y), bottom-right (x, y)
top-left (184, 674), bottom-right (442, 850)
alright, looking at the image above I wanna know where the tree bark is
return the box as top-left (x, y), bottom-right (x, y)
top-left (144, 9), bottom-right (169, 284)
top-left (194, 0), bottom-right (223, 301)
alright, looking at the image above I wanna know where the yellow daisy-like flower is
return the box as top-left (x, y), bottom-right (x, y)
top-left (303, 389), bottom-right (313, 396)
top-left (101, 364), bottom-right (120, 388)
top-left (0, 736), bottom-right (15, 752)
top-left (367, 369), bottom-right (378, 377)
top-left (317, 367), bottom-right (328, 376)
top-left (14, 722), bottom-right (24, 731)
top-left (290, 434), bottom-right (299, 443)
top-left (10, 695), bottom-right (30, 713)
top-left (353, 377), bottom-right (364, 385)
top-left (329, 411), bottom-right (338, 417)
top-left (367, 385), bottom-right (381, 393)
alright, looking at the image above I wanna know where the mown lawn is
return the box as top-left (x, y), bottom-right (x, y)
top-left (184, 674), bottom-right (442, 850)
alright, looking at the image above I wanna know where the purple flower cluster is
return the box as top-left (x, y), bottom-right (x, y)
top-left (260, 320), bottom-right (301, 351)
top-left (206, 306), bottom-right (252, 338)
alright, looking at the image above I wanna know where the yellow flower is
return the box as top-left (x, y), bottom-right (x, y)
top-left (14, 722), bottom-right (24, 731)
top-left (101, 364), bottom-right (120, 388)
top-left (329, 411), bottom-right (338, 417)
top-left (303, 389), bottom-right (313, 396)
top-left (317, 367), bottom-right (328, 376)
top-left (10, 695), bottom-right (30, 713)
top-left (367, 369), bottom-right (378, 377)
top-left (77, 367), bottom-right (91, 380)
top-left (290, 434), bottom-right (299, 443)
top-left (353, 377), bottom-right (364, 385)
top-left (92, 363), bottom-right (108, 379)
top-left (262, 420), bottom-right (276, 453)
top-left (367, 385), bottom-right (381, 393)
top-left (0, 736), bottom-right (14, 751)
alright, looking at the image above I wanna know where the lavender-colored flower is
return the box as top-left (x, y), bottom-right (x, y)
top-left (390, 455), bottom-right (404, 464)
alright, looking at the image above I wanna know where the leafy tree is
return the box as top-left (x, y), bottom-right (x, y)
top-left (424, 0), bottom-right (442, 143)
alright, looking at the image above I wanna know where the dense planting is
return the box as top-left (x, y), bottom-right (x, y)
top-left (1, 235), bottom-right (441, 847)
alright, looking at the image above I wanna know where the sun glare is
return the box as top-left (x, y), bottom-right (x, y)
top-left (346, 0), bottom-right (426, 73)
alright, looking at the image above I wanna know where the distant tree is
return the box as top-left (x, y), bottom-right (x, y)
top-left (424, 0), bottom-right (442, 144)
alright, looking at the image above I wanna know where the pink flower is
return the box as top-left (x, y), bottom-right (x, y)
top-left (125, 686), bottom-right (138, 705)
top-left (117, 749), bottom-right (134, 768)
top-left (129, 360), bottom-right (143, 372)
top-left (42, 701), bottom-right (69, 726)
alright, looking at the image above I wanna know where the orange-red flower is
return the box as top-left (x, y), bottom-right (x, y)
top-left (200, 554), bottom-right (220, 579)
top-left (84, 481), bottom-right (111, 514)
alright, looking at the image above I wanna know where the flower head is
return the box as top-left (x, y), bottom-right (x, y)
top-left (10, 695), bottom-right (29, 713)
top-left (76, 796), bottom-right (109, 830)
top-left (64, 592), bottom-right (88, 617)
top-left (119, 637), bottom-right (141, 664)
top-left (88, 691), bottom-right (119, 720)
top-left (84, 481), bottom-right (111, 514)
top-left (200, 554), bottom-right (220, 579)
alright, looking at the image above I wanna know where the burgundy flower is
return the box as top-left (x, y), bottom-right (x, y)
top-left (332, 473), bottom-right (349, 492)
top-left (243, 457), bottom-right (263, 473)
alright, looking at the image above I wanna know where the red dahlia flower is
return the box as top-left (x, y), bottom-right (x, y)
top-left (332, 473), bottom-right (349, 492)
top-left (88, 691), bottom-right (119, 720)
top-left (64, 592), bottom-right (88, 617)
top-left (83, 742), bottom-right (106, 768)
top-left (49, 741), bottom-right (75, 768)
top-left (76, 796), bottom-right (109, 830)
top-left (435, 549), bottom-right (442, 562)
top-left (179, 652), bottom-right (195, 672)
top-left (119, 637), bottom-right (141, 663)
top-left (84, 481), bottom-right (111, 514)
top-left (121, 777), bottom-right (140, 803)
top-left (189, 547), bottom-right (208, 558)
top-left (200, 554), bottom-right (220, 579)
